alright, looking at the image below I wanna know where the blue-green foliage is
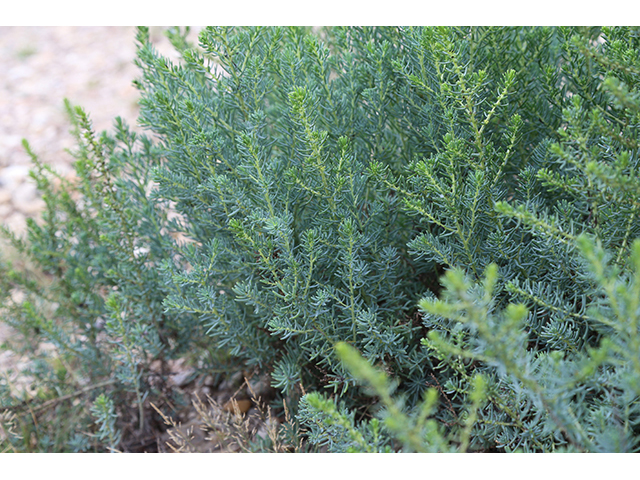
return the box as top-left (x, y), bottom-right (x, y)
top-left (2, 26), bottom-right (640, 452)
top-left (331, 26), bottom-right (640, 452)
top-left (90, 393), bottom-right (121, 451)
top-left (0, 102), bottom-right (203, 451)
top-left (137, 27), bottom-right (426, 394)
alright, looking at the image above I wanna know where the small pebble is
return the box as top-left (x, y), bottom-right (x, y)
top-left (170, 367), bottom-right (196, 387)
top-left (0, 203), bottom-right (11, 219)
top-left (222, 399), bottom-right (252, 415)
top-left (0, 165), bottom-right (30, 188)
top-left (12, 182), bottom-right (38, 209)
top-left (0, 190), bottom-right (11, 204)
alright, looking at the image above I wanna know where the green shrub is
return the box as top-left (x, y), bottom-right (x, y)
top-left (298, 26), bottom-right (640, 453)
top-left (0, 102), bottom-right (214, 451)
top-left (2, 26), bottom-right (639, 452)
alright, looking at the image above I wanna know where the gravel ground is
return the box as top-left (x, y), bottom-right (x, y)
top-left (1, 27), bottom-right (139, 234)
top-left (0, 25), bottom-right (199, 390)
top-left (0, 26), bottom-right (199, 234)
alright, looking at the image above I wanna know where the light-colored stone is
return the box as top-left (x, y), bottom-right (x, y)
top-left (11, 181), bottom-right (37, 209)
top-left (0, 189), bottom-right (11, 204)
top-left (11, 290), bottom-right (25, 304)
top-left (0, 203), bottom-right (11, 218)
top-left (0, 164), bottom-right (30, 188)
top-left (17, 197), bottom-right (45, 215)
top-left (247, 375), bottom-right (272, 398)
top-left (0, 134), bottom-right (22, 150)
top-left (169, 367), bottom-right (196, 388)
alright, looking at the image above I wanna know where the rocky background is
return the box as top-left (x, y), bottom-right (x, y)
top-left (0, 26), bottom-right (195, 235)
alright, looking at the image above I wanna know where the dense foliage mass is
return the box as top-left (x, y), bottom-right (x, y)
top-left (1, 26), bottom-right (639, 452)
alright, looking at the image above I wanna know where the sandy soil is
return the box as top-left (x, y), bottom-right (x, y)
top-left (0, 26), bottom-right (199, 234)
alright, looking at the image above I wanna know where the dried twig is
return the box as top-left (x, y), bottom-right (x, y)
top-left (4, 379), bottom-right (117, 414)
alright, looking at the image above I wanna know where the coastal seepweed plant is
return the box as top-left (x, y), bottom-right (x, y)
top-left (1, 26), bottom-right (640, 451)
top-left (0, 100), bottom-right (211, 451)
top-left (298, 26), bottom-right (640, 452)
